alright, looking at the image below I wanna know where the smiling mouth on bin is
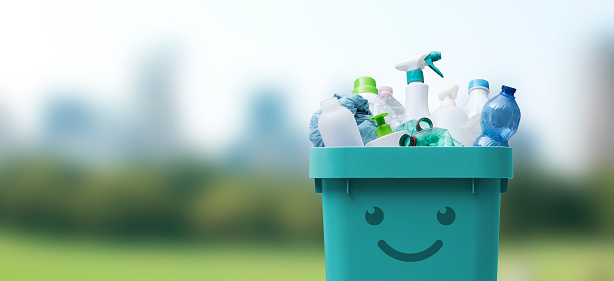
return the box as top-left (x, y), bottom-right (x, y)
top-left (378, 240), bottom-right (443, 262)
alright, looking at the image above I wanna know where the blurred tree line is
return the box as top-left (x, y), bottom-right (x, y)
top-left (0, 155), bottom-right (612, 243)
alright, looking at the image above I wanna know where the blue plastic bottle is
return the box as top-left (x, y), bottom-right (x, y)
top-left (474, 85), bottom-right (521, 147)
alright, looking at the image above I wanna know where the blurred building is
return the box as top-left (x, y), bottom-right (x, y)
top-left (127, 46), bottom-right (179, 158)
top-left (41, 95), bottom-right (110, 160)
top-left (585, 36), bottom-right (614, 168)
top-left (39, 46), bottom-right (182, 162)
top-left (224, 86), bottom-right (308, 173)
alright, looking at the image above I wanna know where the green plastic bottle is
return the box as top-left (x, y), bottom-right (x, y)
top-left (399, 118), bottom-right (463, 147)
top-left (394, 118), bottom-right (433, 135)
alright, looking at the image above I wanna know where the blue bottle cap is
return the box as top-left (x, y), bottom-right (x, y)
top-left (501, 85), bottom-right (517, 97)
top-left (468, 79), bottom-right (489, 90)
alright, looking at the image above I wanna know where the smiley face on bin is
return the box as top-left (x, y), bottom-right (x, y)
top-left (365, 206), bottom-right (456, 262)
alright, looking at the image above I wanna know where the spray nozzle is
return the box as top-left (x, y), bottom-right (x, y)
top-left (370, 113), bottom-right (392, 138)
top-left (425, 51), bottom-right (443, 78)
top-left (395, 51), bottom-right (444, 83)
top-left (438, 85), bottom-right (459, 105)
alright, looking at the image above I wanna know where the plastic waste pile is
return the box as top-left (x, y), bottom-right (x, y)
top-left (309, 51), bottom-right (521, 148)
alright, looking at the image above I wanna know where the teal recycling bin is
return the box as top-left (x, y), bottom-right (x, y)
top-left (309, 147), bottom-right (513, 281)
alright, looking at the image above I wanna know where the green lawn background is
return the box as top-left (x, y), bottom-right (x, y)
top-left (1, 230), bottom-right (612, 281)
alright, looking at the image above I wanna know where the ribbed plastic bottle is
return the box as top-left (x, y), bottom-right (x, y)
top-left (429, 85), bottom-right (468, 143)
top-left (474, 85), bottom-right (521, 147)
top-left (372, 86), bottom-right (405, 129)
top-left (318, 97), bottom-right (364, 147)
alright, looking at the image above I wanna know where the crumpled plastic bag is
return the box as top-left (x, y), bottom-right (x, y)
top-left (309, 93), bottom-right (377, 147)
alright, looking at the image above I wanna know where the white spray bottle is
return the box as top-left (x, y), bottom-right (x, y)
top-left (395, 51), bottom-right (444, 122)
top-left (430, 85), bottom-right (468, 144)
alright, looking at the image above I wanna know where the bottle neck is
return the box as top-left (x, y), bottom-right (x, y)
top-left (501, 92), bottom-right (516, 99)
top-left (440, 99), bottom-right (456, 106)
top-left (320, 98), bottom-right (340, 112)
top-left (406, 70), bottom-right (424, 84)
top-left (468, 88), bottom-right (489, 100)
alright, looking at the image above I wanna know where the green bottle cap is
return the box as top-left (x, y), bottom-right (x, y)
top-left (370, 113), bottom-right (392, 138)
top-left (352, 76), bottom-right (378, 95)
top-left (416, 117), bottom-right (433, 132)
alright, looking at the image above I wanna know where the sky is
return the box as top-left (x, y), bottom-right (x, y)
top-left (0, 0), bottom-right (613, 171)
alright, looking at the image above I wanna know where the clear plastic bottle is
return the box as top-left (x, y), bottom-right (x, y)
top-left (318, 97), bottom-right (364, 147)
top-left (474, 85), bottom-right (521, 147)
top-left (372, 86), bottom-right (405, 129)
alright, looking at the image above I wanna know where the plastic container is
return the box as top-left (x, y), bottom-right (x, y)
top-left (464, 79), bottom-right (491, 118)
top-left (318, 97), bottom-right (364, 147)
top-left (310, 147), bottom-right (512, 280)
top-left (430, 85), bottom-right (468, 143)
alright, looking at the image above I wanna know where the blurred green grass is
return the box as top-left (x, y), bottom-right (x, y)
top-left (0, 230), bottom-right (325, 281)
top-left (1, 230), bottom-right (613, 281)
top-left (1, 157), bottom-right (613, 280)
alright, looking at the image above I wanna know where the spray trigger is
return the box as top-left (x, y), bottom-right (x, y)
top-left (425, 51), bottom-right (444, 78)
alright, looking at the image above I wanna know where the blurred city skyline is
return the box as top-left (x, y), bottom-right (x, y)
top-left (0, 0), bottom-right (613, 172)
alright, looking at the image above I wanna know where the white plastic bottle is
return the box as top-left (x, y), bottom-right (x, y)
top-left (395, 51), bottom-right (444, 121)
top-left (459, 79), bottom-right (491, 146)
top-left (372, 86), bottom-right (405, 129)
top-left (430, 85), bottom-right (468, 144)
top-left (318, 97), bottom-right (364, 147)
top-left (464, 79), bottom-right (490, 118)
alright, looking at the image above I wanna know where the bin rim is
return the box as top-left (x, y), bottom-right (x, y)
top-left (309, 147), bottom-right (513, 179)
